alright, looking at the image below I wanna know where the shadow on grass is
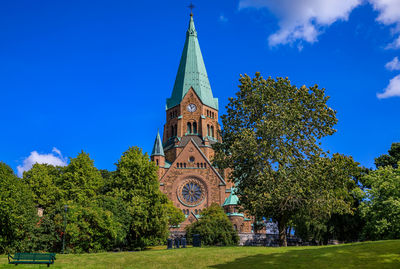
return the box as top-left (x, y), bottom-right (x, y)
top-left (210, 241), bottom-right (400, 269)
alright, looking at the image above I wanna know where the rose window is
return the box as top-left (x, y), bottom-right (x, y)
top-left (177, 178), bottom-right (205, 207)
top-left (182, 182), bottom-right (201, 203)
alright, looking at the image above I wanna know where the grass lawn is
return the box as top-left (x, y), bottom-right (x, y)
top-left (1, 240), bottom-right (400, 268)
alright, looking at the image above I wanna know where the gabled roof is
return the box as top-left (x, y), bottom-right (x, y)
top-left (166, 14), bottom-right (218, 110)
top-left (159, 138), bottom-right (226, 186)
top-left (151, 130), bottom-right (164, 157)
top-left (189, 138), bottom-right (226, 186)
top-left (223, 188), bottom-right (239, 206)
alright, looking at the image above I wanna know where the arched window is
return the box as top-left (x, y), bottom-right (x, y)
top-left (234, 224), bottom-right (237, 231)
top-left (195, 209), bottom-right (198, 214)
top-left (204, 163), bottom-right (206, 168)
top-left (197, 163), bottom-right (199, 168)
top-left (156, 160), bottom-right (159, 166)
top-left (211, 126), bottom-right (214, 138)
top-left (174, 124), bottom-right (177, 136)
top-left (187, 122), bottom-right (192, 134)
top-left (177, 163), bottom-right (180, 168)
top-left (207, 124), bottom-right (210, 136)
top-left (184, 163), bottom-right (186, 168)
top-left (193, 122), bottom-right (197, 134)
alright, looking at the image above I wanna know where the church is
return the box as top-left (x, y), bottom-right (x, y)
top-left (150, 12), bottom-right (254, 234)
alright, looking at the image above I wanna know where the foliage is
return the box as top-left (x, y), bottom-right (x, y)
top-left (65, 202), bottom-right (123, 253)
top-left (185, 203), bottom-right (238, 246)
top-left (109, 146), bottom-right (169, 250)
top-left (361, 164), bottom-right (400, 240)
top-left (294, 156), bottom-right (366, 243)
top-left (9, 147), bottom-right (181, 253)
top-left (61, 151), bottom-right (104, 203)
top-left (0, 162), bottom-right (37, 253)
top-left (21, 152), bottom-right (125, 253)
top-left (22, 163), bottom-right (63, 209)
top-left (375, 142), bottom-right (400, 169)
top-left (163, 199), bottom-right (185, 227)
top-left (214, 73), bottom-right (357, 246)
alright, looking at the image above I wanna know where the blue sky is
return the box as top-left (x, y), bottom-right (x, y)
top-left (1, 0), bottom-right (399, 176)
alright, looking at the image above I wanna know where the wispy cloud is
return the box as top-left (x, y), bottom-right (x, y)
top-left (239, 0), bottom-right (361, 47)
top-left (370, 0), bottom-right (400, 49)
top-left (17, 147), bottom-right (68, 177)
top-left (385, 56), bottom-right (400, 70)
top-left (377, 74), bottom-right (400, 99)
top-left (238, 0), bottom-right (400, 48)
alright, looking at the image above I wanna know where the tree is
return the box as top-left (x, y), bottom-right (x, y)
top-left (22, 152), bottom-right (123, 253)
top-left (214, 73), bottom-right (356, 246)
top-left (185, 203), bottom-right (238, 246)
top-left (163, 199), bottom-right (185, 227)
top-left (375, 142), bottom-right (400, 169)
top-left (0, 162), bottom-right (36, 253)
top-left (108, 146), bottom-right (169, 249)
top-left (22, 163), bottom-right (63, 209)
top-left (61, 151), bottom-right (104, 203)
top-left (361, 164), bottom-right (400, 240)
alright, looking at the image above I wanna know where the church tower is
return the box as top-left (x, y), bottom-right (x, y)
top-left (151, 12), bottom-right (238, 232)
top-left (163, 12), bottom-right (221, 162)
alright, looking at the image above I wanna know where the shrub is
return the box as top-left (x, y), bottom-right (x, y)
top-left (186, 204), bottom-right (238, 246)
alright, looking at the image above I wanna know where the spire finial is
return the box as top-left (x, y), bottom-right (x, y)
top-left (188, 2), bottom-right (195, 16)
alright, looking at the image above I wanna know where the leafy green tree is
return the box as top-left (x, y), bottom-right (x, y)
top-left (185, 204), bottom-right (238, 246)
top-left (65, 201), bottom-right (123, 253)
top-left (22, 163), bottom-right (63, 209)
top-left (24, 209), bottom-right (63, 253)
top-left (164, 199), bottom-right (185, 227)
top-left (21, 152), bottom-right (124, 253)
top-left (109, 146), bottom-right (169, 249)
top-left (375, 142), bottom-right (400, 169)
top-left (0, 162), bottom-right (36, 253)
top-left (214, 73), bottom-right (357, 246)
top-left (61, 151), bottom-right (104, 203)
top-left (361, 164), bottom-right (400, 240)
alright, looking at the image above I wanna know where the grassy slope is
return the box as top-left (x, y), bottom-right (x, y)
top-left (1, 240), bottom-right (399, 268)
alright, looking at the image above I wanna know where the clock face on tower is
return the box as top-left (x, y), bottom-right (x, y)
top-left (187, 103), bottom-right (197, 112)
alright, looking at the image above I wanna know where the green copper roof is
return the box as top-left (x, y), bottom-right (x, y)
top-left (166, 14), bottom-right (218, 110)
top-left (151, 130), bottom-right (164, 157)
top-left (222, 188), bottom-right (239, 206)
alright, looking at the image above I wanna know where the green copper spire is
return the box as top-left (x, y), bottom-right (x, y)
top-left (223, 188), bottom-right (239, 206)
top-left (151, 130), bottom-right (164, 157)
top-left (166, 14), bottom-right (218, 110)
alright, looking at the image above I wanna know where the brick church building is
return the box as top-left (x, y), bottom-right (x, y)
top-left (150, 12), bottom-right (255, 234)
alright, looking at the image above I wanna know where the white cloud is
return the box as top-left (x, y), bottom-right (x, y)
top-left (385, 56), bottom-right (400, 70)
top-left (369, 0), bottom-right (400, 49)
top-left (219, 14), bottom-right (228, 23)
top-left (17, 147), bottom-right (68, 177)
top-left (238, 0), bottom-right (400, 48)
top-left (386, 35), bottom-right (400, 49)
top-left (377, 74), bottom-right (400, 99)
top-left (239, 0), bottom-right (361, 46)
top-left (369, 0), bottom-right (400, 25)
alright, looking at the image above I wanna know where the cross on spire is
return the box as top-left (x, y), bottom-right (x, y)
top-left (188, 2), bottom-right (195, 16)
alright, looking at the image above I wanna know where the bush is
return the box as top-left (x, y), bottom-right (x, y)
top-left (186, 204), bottom-right (238, 246)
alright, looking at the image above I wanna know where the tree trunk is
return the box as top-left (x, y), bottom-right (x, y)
top-left (278, 217), bottom-right (287, 247)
